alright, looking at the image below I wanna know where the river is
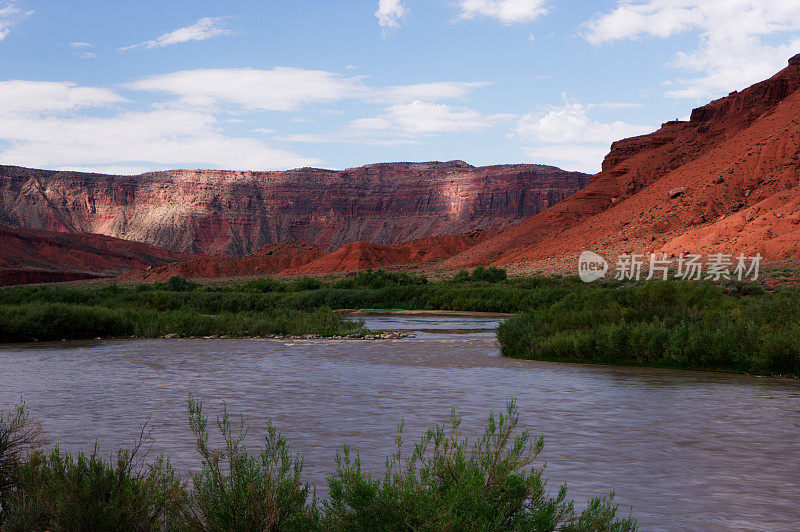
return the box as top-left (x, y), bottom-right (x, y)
top-left (1, 316), bottom-right (798, 530)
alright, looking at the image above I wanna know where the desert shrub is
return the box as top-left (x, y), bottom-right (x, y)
top-left (450, 266), bottom-right (508, 284)
top-left (498, 281), bottom-right (800, 376)
top-left (470, 265), bottom-right (508, 283)
top-left (1, 399), bottom-right (636, 531)
top-left (162, 274), bottom-right (198, 292)
top-left (0, 402), bottom-right (46, 523)
top-left (323, 399), bottom-right (637, 531)
top-left (241, 277), bottom-right (288, 293)
top-left (288, 276), bottom-right (324, 292)
top-left (2, 430), bottom-right (183, 531)
top-left (332, 269), bottom-right (428, 290)
top-left (181, 396), bottom-right (318, 531)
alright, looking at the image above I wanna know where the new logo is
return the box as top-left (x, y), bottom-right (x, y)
top-left (578, 251), bottom-right (608, 282)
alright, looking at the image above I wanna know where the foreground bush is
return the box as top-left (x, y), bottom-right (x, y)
top-left (323, 399), bottom-right (636, 531)
top-left (180, 396), bottom-right (318, 530)
top-left (0, 399), bottom-right (637, 531)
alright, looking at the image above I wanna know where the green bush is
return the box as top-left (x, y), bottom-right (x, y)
top-left (289, 276), bottom-right (324, 292)
top-left (498, 281), bottom-right (800, 377)
top-left (0, 399), bottom-right (636, 531)
top-left (0, 304), bottom-right (363, 342)
top-left (323, 399), bottom-right (636, 531)
top-left (181, 396), bottom-right (318, 530)
top-left (4, 447), bottom-right (183, 531)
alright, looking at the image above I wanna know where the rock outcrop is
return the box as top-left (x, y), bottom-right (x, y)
top-left (0, 162), bottom-right (589, 256)
top-left (0, 223), bottom-right (198, 285)
top-left (441, 55), bottom-right (800, 269)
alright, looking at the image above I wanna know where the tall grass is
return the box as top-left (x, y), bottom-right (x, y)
top-left (0, 399), bottom-right (637, 531)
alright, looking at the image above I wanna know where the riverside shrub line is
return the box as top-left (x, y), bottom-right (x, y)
top-left (1, 268), bottom-right (797, 377)
top-left (0, 398), bottom-right (638, 531)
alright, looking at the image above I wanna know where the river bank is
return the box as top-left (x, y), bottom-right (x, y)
top-left (3, 315), bottom-right (799, 528)
top-left (2, 268), bottom-right (798, 377)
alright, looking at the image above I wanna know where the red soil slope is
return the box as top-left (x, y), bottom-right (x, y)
top-left (286, 233), bottom-right (486, 275)
top-left (0, 223), bottom-right (198, 285)
top-left (441, 55), bottom-right (800, 271)
top-left (121, 242), bottom-right (327, 282)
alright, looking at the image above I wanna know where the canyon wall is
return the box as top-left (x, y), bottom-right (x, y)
top-left (0, 161), bottom-right (589, 256)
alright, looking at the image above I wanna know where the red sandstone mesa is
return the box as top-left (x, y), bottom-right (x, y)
top-left (0, 161), bottom-right (589, 256)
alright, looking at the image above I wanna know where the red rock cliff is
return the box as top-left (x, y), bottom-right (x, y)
top-left (0, 161), bottom-right (589, 256)
top-left (442, 55), bottom-right (800, 269)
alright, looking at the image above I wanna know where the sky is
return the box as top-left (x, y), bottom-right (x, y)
top-left (1, 0), bottom-right (799, 175)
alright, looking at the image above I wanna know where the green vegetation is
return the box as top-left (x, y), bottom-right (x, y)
top-left (498, 279), bottom-right (800, 377)
top-left (0, 399), bottom-right (637, 531)
top-left (1, 269), bottom-right (798, 376)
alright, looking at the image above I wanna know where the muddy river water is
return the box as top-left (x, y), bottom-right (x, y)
top-left (1, 316), bottom-right (799, 530)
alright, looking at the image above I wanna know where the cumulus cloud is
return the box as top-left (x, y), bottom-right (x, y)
top-left (0, 80), bottom-right (124, 115)
top-left (516, 101), bottom-right (651, 144)
top-left (127, 68), bottom-right (489, 111)
top-left (127, 67), bottom-right (369, 111)
top-left (349, 100), bottom-right (509, 135)
top-left (375, 0), bottom-right (407, 37)
top-left (119, 16), bottom-right (231, 51)
top-left (0, 108), bottom-right (317, 171)
top-left (515, 98), bottom-right (652, 172)
top-left (457, 0), bottom-right (548, 24)
top-left (0, 2), bottom-right (33, 41)
top-left (378, 81), bottom-right (490, 103)
top-left (0, 80), bottom-right (316, 171)
top-left (582, 0), bottom-right (800, 99)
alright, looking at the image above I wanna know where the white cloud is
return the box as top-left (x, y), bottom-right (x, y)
top-left (0, 80), bottom-right (317, 171)
top-left (127, 67), bottom-right (369, 111)
top-left (515, 98), bottom-right (652, 173)
top-left (278, 100), bottom-right (511, 146)
top-left (0, 108), bottom-right (317, 171)
top-left (0, 80), bottom-right (123, 115)
top-left (522, 144), bottom-right (610, 173)
top-left (375, 0), bottom-right (407, 37)
top-left (516, 100), bottom-right (651, 144)
top-left (378, 81), bottom-right (490, 102)
top-left (127, 68), bottom-right (488, 111)
top-left (457, 0), bottom-right (548, 24)
top-left (0, 2), bottom-right (33, 41)
top-left (119, 16), bottom-right (231, 51)
top-left (582, 0), bottom-right (800, 99)
top-left (69, 41), bottom-right (92, 48)
top-left (348, 100), bottom-right (511, 136)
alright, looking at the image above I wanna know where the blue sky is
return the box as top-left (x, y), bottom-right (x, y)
top-left (1, 0), bottom-right (799, 174)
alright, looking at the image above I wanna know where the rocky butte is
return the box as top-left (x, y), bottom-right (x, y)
top-left (0, 161), bottom-right (589, 256)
